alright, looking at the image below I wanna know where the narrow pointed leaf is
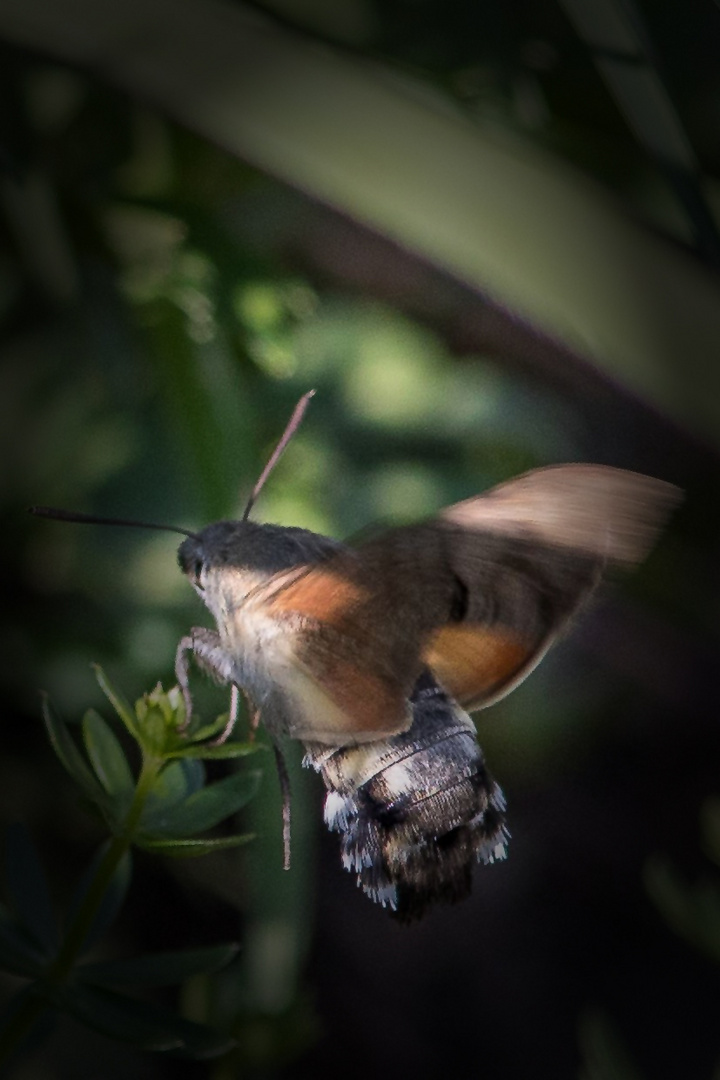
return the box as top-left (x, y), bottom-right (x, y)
top-left (185, 713), bottom-right (234, 744)
top-left (79, 942), bottom-right (240, 987)
top-left (166, 741), bottom-right (263, 761)
top-left (579, 1010), bottom-right (644, 1080)
top-left (4, 825), bottom-right (57, 955)
top-left (136, 835), bottom-right (253, 858)
top-left (645, 856), bottom-right (720, 964)
top-left (42, 694), bottom-right (106, 803)
top-left (0, 984), bottom-right (55, 1061)
top-left (92, 665), bottom-right (138, 739)
top-left (702, 797), bottom-right (720, 864)
top-left (61, 982), bottom-right (235, 1057)
top-left (82, 709), bottom-right (135, 808)
top-left (140, 759), bottom-right (206, 830)
top-left (66, 847), bottom-right (132, 954)
top-left (0, 903), bottom-right (45, 977)
top-left (147, 770), bottom-right (261, 837)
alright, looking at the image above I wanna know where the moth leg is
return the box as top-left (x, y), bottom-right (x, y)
top-left (209, 684), bottom-right (243, 746)
top-left (175, 634), bottom-right (196, 728)
top-left (242, 688), bottom-right (262, 741)
top-left (175, 627), bottom-right (234, 731)
top-left (272, 741), bottom-right (292, 871)
top-left (230, 683), bottom-right (240, 726)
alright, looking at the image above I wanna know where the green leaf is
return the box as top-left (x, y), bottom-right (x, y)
top-left (42, 694), bottom-right (106, 804)
top-left (166, 741), bottom-right (263, 761)
top-left (66, 847), bottom-right (132, 954)
top-left (82, 709), bottom-right (135, 809)
top-left (79, 942), bottom-right (239, 987)
top-left (0, 984), bottom-right (55, 1061)
top-left (578, 1009), bottom-right (644, 1080)
top-left (61, 982), bottom-right (234, 1057)
top-left (136, 835), bottom-right (253, 858)
top-left (702, 797), bottom-right (720, 864)
top-left (4, 825), bottom-right (57, 955)
top-left (0, 903), bottom-right (45, 977)
top-left (644, 855), bottom-right (720, 964)
top-left (184, 713), bottom-right (234, 744)
top-left (136, 297), bottom-right (244, 519)
top-left (140, 759), bottom-right (205, 831)
top-left (146, 769), bottom-right (261, 837)
top-left (92, 665), bottom-right (138, 739)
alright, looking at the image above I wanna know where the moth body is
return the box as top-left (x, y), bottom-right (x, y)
top-left (34, 388), bottom-right (681, 922)
top-left (172, 463), bottom-right (681, 920)
top-left (177, 517), bottom-right (511, 918)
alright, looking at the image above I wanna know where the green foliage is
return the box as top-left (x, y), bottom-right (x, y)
top-left (641, 795), bottom-right (720, 974)
top-left (0, 668), bottom-right (265, 1066)
top-left (578, 791), bottom-right (720, 1080)
top-left (80, 943), bottom-right (240, 986)
top-left (702, 798), bottom-right (720, 867)
top-left (576, 786), bottom-right (720, 1080)
top-left (578, 1011), bottom-right (644, 1080)
top-left (67, 846), bottom-right (132, 954)
top-left (645, 855), bottom-right (720, 966)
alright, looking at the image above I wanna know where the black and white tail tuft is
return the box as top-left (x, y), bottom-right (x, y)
top-left (303, 670), bottom-right (508, 921)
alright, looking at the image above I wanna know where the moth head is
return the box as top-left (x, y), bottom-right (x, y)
top-left (177, 532), bottom-right (208, 594)
top-left (177, 519), bottom-right (343, 594)
top-left (176, 520), bottom-right (277, 592)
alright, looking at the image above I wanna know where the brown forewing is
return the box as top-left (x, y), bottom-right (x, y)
top-left (260, 465), bottom-right (681, 733)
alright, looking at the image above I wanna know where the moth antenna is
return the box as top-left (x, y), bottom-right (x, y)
top-left (242, 389), bottom-right (315, 522)
top-left (28, 506), bottom-right (199, 540)
top-left (272, 741), bottom-right (293, 870)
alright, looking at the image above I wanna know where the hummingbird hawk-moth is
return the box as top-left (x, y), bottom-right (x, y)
top-left (31, 392), bottom-right (681, 920)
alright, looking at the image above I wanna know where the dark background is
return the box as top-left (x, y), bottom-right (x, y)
top-left (1, 1), bottom-right (719, 1077)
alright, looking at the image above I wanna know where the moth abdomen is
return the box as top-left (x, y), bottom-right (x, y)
top-left (303, 671), bottom-right (509, 921)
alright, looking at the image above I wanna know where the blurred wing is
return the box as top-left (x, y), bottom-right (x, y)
top-left (428, 465), bottom-right (682, 709)
top-left (259, 465), bottom-right (681, 735)
top-left (258, 562), bottom-right (415, 742)
top-left (441, 464), bottom-right (681, 565)
top-left (423, 623), bottom-right (551, 712)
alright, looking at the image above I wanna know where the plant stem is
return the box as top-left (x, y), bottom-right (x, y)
top-left (54, 756), bottom-right (159, 977)
top-left (0, 755), bottom-right (161, 1066)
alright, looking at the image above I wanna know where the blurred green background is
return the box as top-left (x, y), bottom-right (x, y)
top-left (1, 0), bottom-right (719, 1077)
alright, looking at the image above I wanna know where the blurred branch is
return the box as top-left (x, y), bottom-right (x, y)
top-left (225, 187), bottom-right (712, 481)
top-left (559, 0), bottom-right (720, 264)
top-left (0, 0), bottom-right (719, 453)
